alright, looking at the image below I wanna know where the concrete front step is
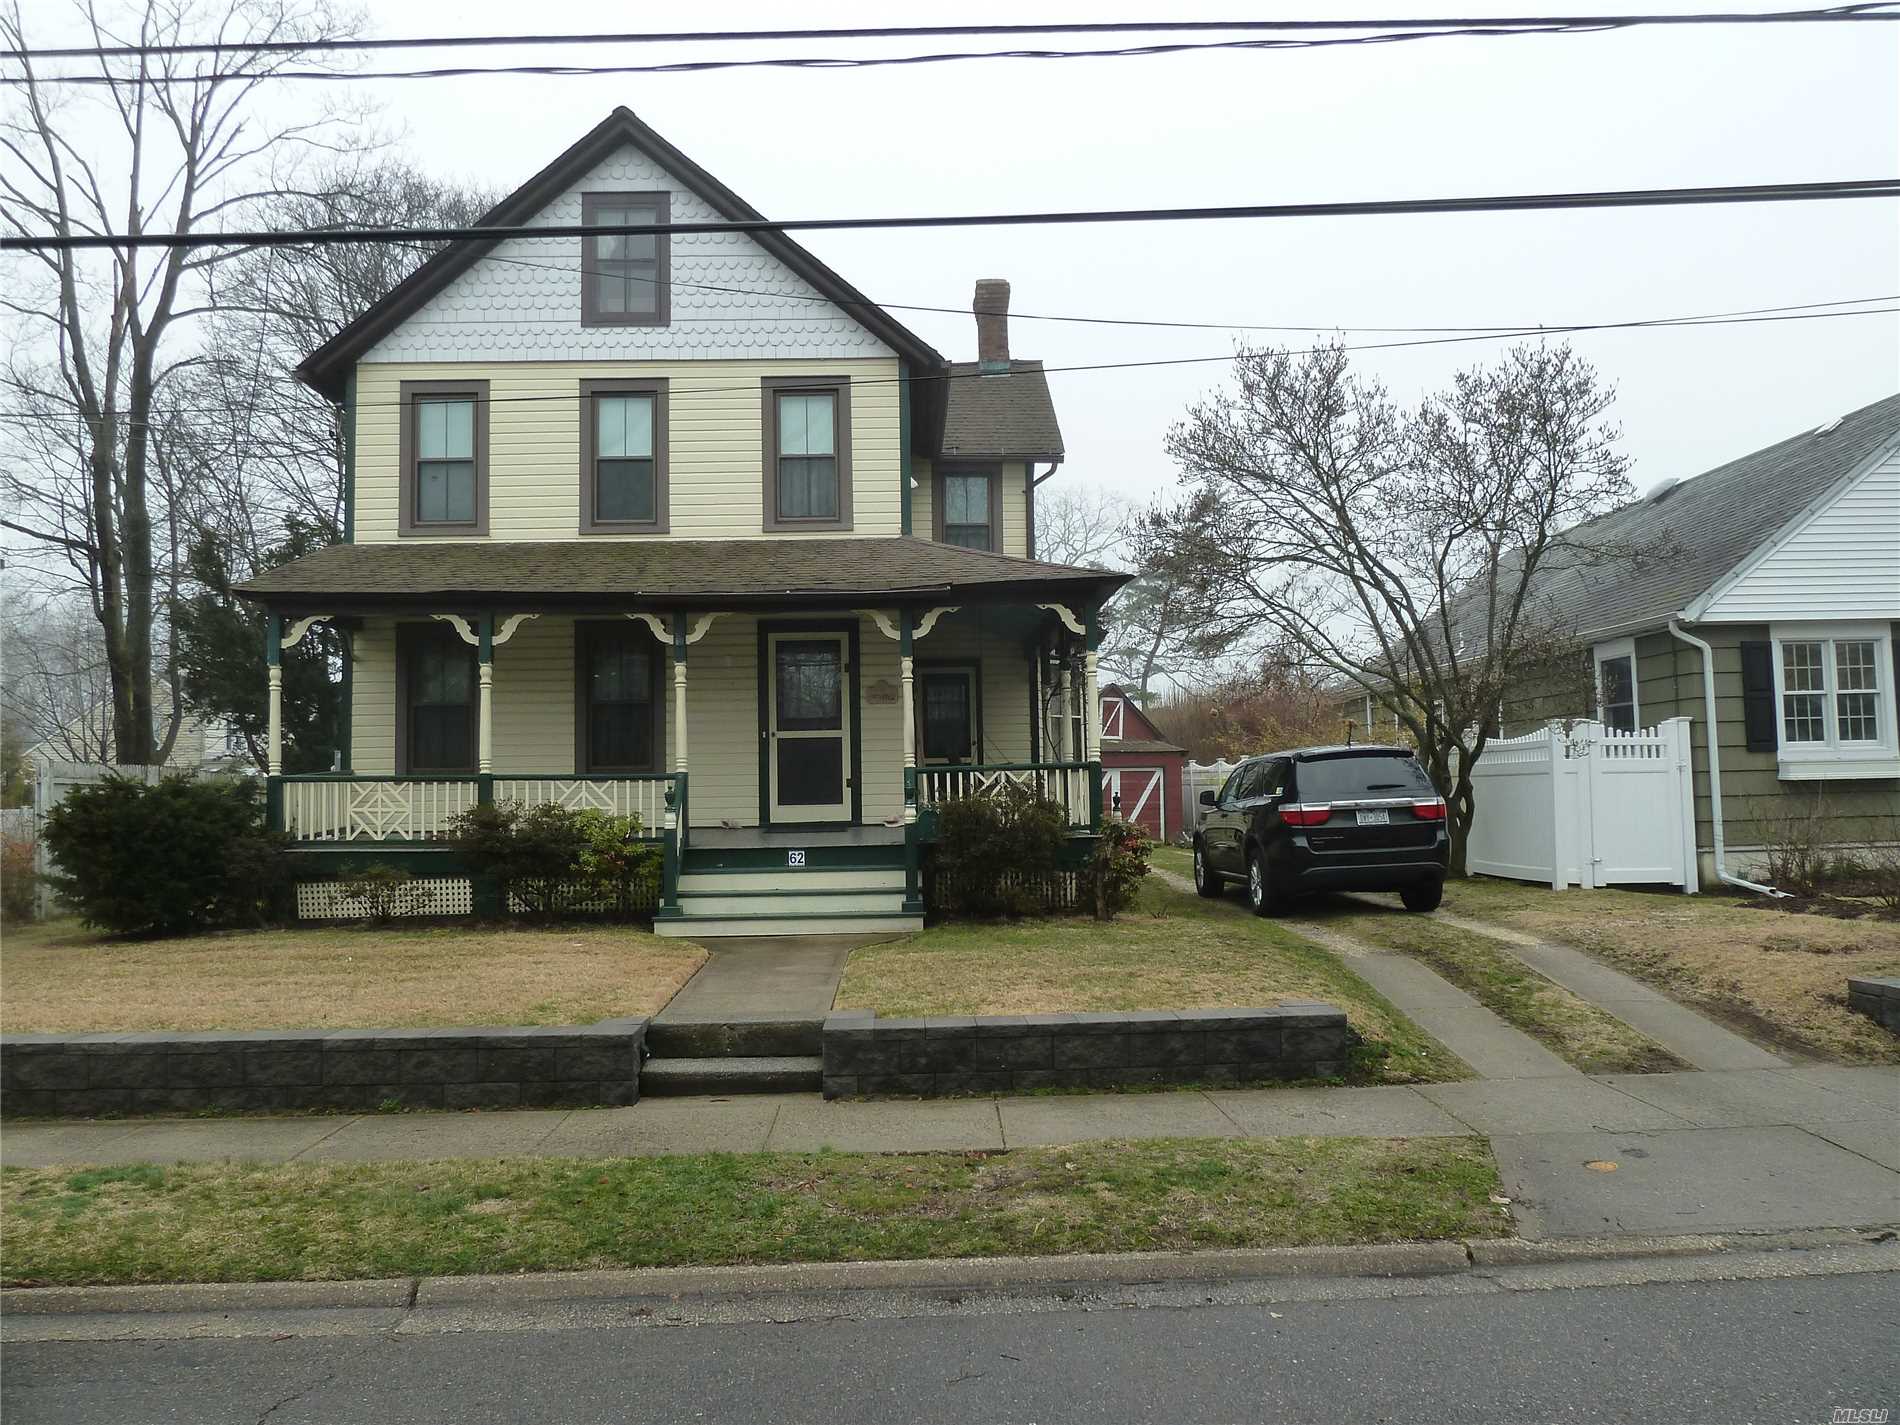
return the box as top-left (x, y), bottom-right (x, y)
top-left (677, 868), bottom-right (905, 893)
top-left (640, 1055), bottom-right (823, 1095)
top-left (677, 890), bottom-right (908, 916)
top-left (647, 1015), bottom-right (823, 1058)
top-left (653, 911), bottom-right (922, 938)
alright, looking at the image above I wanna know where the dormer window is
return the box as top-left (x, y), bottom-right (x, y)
top-left (579, 379), bottom-right (668, 532)
top-left (935, 463), bottom-right (1000, 551)
top-left (581, 192), bottom-right (669, 326)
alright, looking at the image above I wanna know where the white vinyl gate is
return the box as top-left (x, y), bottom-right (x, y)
top-left (18, 760), bottom-right (168, 917)
top-left (1464, 719), bottom-right (1699, 891)
top-left (1185, 760), bottom-right (1237, 833)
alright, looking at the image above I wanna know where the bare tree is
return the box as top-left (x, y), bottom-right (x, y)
top-left (0, 0), bottom-right (366, 763)
top-left (1099, 573), bottom-right (1195, 702)
top-left (1142, 340), bottom-right (1638, 873)
top-left (1035, 486), bottom-right (1133, 567)
top-left (1, 596), bottom-right (118, 762)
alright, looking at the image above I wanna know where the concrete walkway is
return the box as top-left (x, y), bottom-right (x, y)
top-left (654, 935), bottom-right (863, 1019)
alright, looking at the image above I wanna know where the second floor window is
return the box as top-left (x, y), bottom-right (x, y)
top-left (764, 379), bottom-right (852, 530)
top-left (582, 192), bottom-right (669, 326)
top-left (936, 465), bottom-right (999, 551)
top-left (399, 381), bottom-right (488, 536)
top-left (580, 380), bottom-right (668, 532)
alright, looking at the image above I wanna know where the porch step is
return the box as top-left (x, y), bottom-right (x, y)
top-left (640, 1055), bottom-right (823, 1095)
top-left (677, 888), bottom-right (907, 916)
top-left (678, 868), bottom-right (904, 893)
top-left (653, 911), bottom-right (923, 939)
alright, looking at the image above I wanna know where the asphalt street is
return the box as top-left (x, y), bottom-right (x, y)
top-left (7, 1263), bottom-right (1897, 1424)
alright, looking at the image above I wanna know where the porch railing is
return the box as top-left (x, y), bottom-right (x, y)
top-left (915, 761), bottom-right (1099, 830)
top-left (278, 773), bottom-right (675, 842)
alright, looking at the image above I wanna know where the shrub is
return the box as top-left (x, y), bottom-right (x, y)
top-left (1081, 815), bottom-right (1151, 920)
top-left (449, 801), bottom-right (659, 919)
top-left (40, 775), bottom-right (284, 936)
top-left (930, 783), bottom-right (1069, 917)
top-left (336, 863), bottom-right (430, 924)
top-left (1, 833), bottom-right (38, 925)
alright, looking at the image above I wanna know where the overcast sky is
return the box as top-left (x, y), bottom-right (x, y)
top-left (22, 0), bottom-right (1900, 508)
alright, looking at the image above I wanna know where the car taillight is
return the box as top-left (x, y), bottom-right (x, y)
top-left (1411, 798), bottom-right (1447, 821)
top-left (1279, 804), bottom-right (1332, 827)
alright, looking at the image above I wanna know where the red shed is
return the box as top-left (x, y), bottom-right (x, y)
top-left (1098, 684), bottom-right (1188, 843)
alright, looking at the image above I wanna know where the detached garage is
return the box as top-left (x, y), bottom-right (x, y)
top-left (1098, 684), bottom-right (1188, 843)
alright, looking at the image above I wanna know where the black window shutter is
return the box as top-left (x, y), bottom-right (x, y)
top-left (1739, 639), bottom-right (1777, 753)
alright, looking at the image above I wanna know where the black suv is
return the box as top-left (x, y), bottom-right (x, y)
top-left (1193, 745), bottom-right (1449, 915)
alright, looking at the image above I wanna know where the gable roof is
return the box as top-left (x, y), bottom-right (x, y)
top-left (940, 361), bottom-right (1064, 461)
top-left (1510, 392), bottom-right (1900, 640)
top-left (296, 107), bottom-right (945, 401)
top-left (1100, 683), bottom-right (1186, 753)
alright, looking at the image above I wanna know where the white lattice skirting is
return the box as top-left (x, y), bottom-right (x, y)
top-left (296, 877), bottom-right (474, 920)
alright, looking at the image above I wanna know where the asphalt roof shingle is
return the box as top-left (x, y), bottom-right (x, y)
top-left (1511, 392), bottom-right (1900, 638)
top-left (236, 536), bottom-right (1125, 606)
top-left (939, 361), bottom-right (1064, 460)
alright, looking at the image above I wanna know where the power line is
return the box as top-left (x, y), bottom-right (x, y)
top-left (9, 179), bottom-right (1897, 254)
top-left (449, 241), bottom-right (1898, 336)
top-left (6, 9), bottom-right (1892, 61)
top-left (0, 304), bottom-right (1890, 429)
top-left (20, 13), bottom-right (1899, 86)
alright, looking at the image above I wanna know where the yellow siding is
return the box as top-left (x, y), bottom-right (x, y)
top-left (353, 358), bottom-right (902, 542)
top-left (491, 617), bottom-right (578, 770)
top-left (911, 456), bottom-right (933, 539)
top-left (915, 611), bottom-right (1034, 763)
top-left (349, 622), bottom-right (397, 774)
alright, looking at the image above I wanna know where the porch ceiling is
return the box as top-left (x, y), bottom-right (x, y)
top-left (235, 537), bottom-right (1128, 613)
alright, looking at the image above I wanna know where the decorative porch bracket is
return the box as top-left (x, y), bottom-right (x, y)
top-left (279, 614), bottom-right (334, 650)
top-left (858, 606), bottom-right (957, 642)
top-left (625, 610), bottom-right (724, 645)
top-left (1038, 602), bottom-right (1087, 638)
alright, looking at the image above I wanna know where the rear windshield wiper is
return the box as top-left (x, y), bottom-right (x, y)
top-left (1363, 782), bottom-right (1408, 790)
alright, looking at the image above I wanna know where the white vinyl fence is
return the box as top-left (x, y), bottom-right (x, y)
top-left (1464, 719), bottom-right (1698, 891)
top-left (1184, 759), bottom-right (1237, 835)
top-left (14, 760), bottom-right (168, 917)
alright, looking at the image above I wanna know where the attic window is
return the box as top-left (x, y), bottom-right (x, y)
top-left (582, 192), bottom-right (669, 327)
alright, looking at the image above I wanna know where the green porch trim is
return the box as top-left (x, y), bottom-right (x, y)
top-left (338, 626), bottom-right (353, 772)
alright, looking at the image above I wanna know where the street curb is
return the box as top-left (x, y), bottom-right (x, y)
top-left (6, 1226), bottom-right (1895, 1316)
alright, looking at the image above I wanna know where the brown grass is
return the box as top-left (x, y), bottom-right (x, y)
top-left (0, 920), bottom-right (706, 1033)
top-left (1443, 877), bottom-right (1900, 1064)
top-left (836, 881), bottom-right (1466, 1083)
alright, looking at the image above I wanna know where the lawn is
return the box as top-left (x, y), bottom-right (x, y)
top-left (0, 920), bottom-right (706, 1033)
top-left (0, 1136), bottom-right (1505, 1286)
top-left (836, 880), bottom-right (1468, 1084)
top-left (1441, 877), bottom-right (1900, 1065)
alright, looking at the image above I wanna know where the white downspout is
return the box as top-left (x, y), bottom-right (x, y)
top-left (1667, 618), bottom-right (1786, 897)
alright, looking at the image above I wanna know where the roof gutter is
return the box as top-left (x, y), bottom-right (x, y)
top-left (1666, 617), bottom-right (1788, 898)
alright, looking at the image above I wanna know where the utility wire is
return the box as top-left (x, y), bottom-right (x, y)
top-left (1, 304), bottom-right (1890, 429)
top-left (7, 8), bottom-right (1893, 60)
top-left (9, 179), bottom-right (1897, 253)
top-left (20, 16), bottom-right (1899, 85)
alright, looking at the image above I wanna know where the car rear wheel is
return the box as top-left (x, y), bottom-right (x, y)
top-left (1246, 849), bottom-right (1279, 918)
top-left (1192, 842), bottom-right (1223, 898)
top-left (1400, 880), bottom-right (1444, 913)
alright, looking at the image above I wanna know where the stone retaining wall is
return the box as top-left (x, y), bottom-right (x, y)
top-left (1, 1020), bottom-right (645, 1117)
top-left (1847, 976), bottom-right (1900, 1035)
top-left (820, 1005), bottom-right (1358, 1098)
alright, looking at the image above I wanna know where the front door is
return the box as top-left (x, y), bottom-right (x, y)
top-left (767, 632), bottom-right (851, 823)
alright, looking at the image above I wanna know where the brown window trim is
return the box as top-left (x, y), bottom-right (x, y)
top-left (394, 622), bottom-right (478, 775)
top-left (578, 378), bottom-right (669, 534)
top-left (397, 380), bottom-right (490, 538)
top-left (581, 191), bottom-right (671, 328)
top-left (761, 376), bottom-right (853, 532)
top-left (574, 621), bottom-right (667, 774)
top-left (932, 461), bottom-right (1004, 552)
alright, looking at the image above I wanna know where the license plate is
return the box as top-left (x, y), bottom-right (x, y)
top-left (1355, 809), bottom-right (1390, 826)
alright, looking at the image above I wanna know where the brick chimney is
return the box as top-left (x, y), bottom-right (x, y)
top-left (974, 278), bottom-right (1011, 373)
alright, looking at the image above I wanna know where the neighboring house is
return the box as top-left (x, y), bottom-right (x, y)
top-left (25, 714), bottom-right (253, 783)
top-left (1496, 392), bottom-right (1900, 887)
top-left (1097, 684), bottom-right (1187, 842)
top-left (236, 108), bottom-right (1127, 935)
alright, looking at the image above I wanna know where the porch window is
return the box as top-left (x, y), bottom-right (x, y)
top-left (763, 379), bottom-right (852, 529)
top-left (580, 626), bottom-right (659, 772)
top-left (935, 464), bottom-right (999, 551)
top-left (399, 626), bottom-right (476, 773)
top-left (581, 192), bottom-right (668, 326)
top-left (1593, 638), bottom-right (1638, 733)
top-left (919, 668), bottom-right (976, 762)
top-left (1768, 623), bottom-right (1900, 780)
top-left (398, 382), bottom-right (488, 536)
top-left (579, 381), bottom-right (667, 531)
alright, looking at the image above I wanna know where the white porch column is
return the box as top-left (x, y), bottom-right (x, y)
top-left (1055, 659), bottom-right (1072, 760)
top-left (673, 640), bottom-right (689, 776)
top-left (477, 662), bottom-right (494, 774)
top-left (267, 665), bottom-right (283, 775)
top-left (1083, 649), bottom-right (1103, 762)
